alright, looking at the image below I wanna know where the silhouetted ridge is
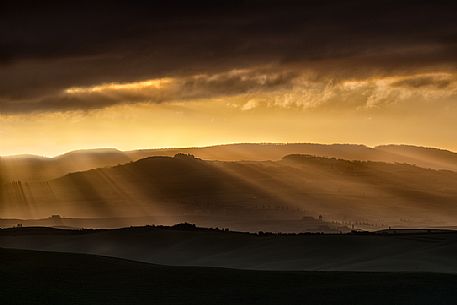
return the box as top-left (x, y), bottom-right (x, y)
top-left (1, 225), bottom-right (457, 273)
top-left (282, 153), bottom-right (450, 173)
top-left (2, 148), bottom-right (457, 231)
top-left (2, 143), bottom-right (457, 184)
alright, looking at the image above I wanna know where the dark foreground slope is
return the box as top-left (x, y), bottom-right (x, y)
top-left (1, 247), bottom-right (456, 305)
top-left (1, 226), bottom-right (457, 273)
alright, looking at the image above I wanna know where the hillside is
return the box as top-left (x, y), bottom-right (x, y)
top-left (0, 246), bottom-right (456, 305)
top-left (129, 143), bottom-right (457, 171)
top-left (1, 226), bottom-right (457, 273)
top-left (376, 144), bottom-right (457, 171)
top-left (0, 148), bottom-right (131, 182)
top-left (1, 143), bottom-right (457, 183)
top-left (1, 154), bottom-right (457, 229)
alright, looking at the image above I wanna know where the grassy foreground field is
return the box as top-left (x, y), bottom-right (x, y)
top-left (0, 247), bottom-right (456, 305)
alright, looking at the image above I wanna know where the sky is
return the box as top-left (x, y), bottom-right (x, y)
top-left (1, 0), bottom-right (457, 156)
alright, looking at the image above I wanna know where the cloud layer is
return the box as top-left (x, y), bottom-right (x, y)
top-left (1, 0), bottom-right (457, 113)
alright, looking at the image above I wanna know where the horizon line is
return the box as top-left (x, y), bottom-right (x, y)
top-left (1, 141), bottom-right (456, 159)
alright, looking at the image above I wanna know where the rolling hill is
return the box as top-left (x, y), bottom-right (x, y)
top-left (1, 226), bottom-right (457, 273)
top-left (0, 148), bottom-right (131, 182)
top-left (1, 143), bottom-right (457, 183)
top-left (1, 246), bottom-right (456, 305)
top-left (1, 153), bottom-right (457, 229)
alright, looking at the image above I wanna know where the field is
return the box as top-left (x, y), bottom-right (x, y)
top-left (1, 247), bottom-right (457, 305)
top-left (1, 226), bottom-right (457, 273)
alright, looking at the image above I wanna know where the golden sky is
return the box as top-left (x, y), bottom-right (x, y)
top-left (1, 70), bottom-right (456, 157)
top-left (1, 2), bottom-right (456, 156)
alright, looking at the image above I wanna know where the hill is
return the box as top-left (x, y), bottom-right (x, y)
top-left (130, 143), bottom-right (457, 171)
top-left (0, 148), bottom-right (131, 182)
top-left (376, 144), bottom-right (457, 171)
top-left (0, 246), bottom-right (456, 305)
top-left (2, 153), bottom-right (457, 229)
top-left (1, 143), bottom-right (457, 183)
top-left (1, 226), bottom-right (457, 273)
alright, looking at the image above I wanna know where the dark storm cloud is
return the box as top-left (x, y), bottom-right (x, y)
top-left (1, 0), bottom-right (457, 113)
top-left (0, 69), bottom-right (296, 113)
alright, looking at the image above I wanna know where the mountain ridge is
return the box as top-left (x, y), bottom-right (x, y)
top-left (1, 143), bottom-right (457, 183)
top-left (2, 153), bottom-right (457, 230)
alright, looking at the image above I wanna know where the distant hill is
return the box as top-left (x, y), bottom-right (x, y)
top-left (128, 143), bottom-right (457, 171)
top-left (1, 247), bottom-right (456, 305)
top-left (0, 148), bottom-right (131, 182)
top-left (1, 143), bottom-right (456, 183)
top-left (376, 144), bottom-right (457, 171)
top-left (1, 154), bottom-right (457, 230)
top-left (0, 154), bottom-right (343, 232)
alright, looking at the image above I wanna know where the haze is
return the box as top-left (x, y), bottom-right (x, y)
top-left (2, 2), bottom-right (457, 304)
